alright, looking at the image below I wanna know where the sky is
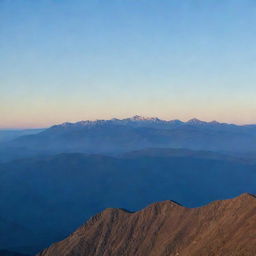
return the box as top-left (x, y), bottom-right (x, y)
top-left (1, 0), bottom-right (256, 128)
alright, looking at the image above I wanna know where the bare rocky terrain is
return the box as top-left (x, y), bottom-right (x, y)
top-left (38, 193), bottom-right (256, 256)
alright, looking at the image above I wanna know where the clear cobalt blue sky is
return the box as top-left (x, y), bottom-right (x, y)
top-left (1, 0), bottom-right (256, 128)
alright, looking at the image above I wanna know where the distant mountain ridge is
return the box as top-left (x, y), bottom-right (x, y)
top-left (1, 116), bottom-right (256, 162)
top-left (49, 115), bottom-right (245, 129)
top-left (0, 129), bottom-right (44, 143)
top-left (37, 193), bottom-right (256, 256)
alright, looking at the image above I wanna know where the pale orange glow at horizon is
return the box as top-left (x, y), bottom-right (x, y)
top-left (1, 0), bottom-right (256, 129)
top-left (1, 97), bottom-right (255, 129)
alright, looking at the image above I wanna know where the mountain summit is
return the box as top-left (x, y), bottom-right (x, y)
top-left (37, 193), bottom-right (256, 256)
top-left (187, 118), bottom-right (207, 125)
top-left (126, 115), bottom-right (161, 121)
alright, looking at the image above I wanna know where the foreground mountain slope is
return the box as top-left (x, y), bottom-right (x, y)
top-left (38, 193), bottom-right (256, 256)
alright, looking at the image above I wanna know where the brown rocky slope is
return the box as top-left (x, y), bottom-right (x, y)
top-left (38, 193), bottom-right (256, 256)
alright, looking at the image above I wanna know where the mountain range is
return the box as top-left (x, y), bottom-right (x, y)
top-left (2, 116), bottom-right (256, 162)
top-left (1, 117), bottom-right (256, 254)
top-left (37, 193), bottom-right (256, 256)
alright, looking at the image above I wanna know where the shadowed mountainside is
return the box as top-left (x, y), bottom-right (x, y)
top-left (0, 250), bottom-right (30, 256)
top-left (38, 193), bottom-right (256, 256)
top-left (0, 217), bottom-right (35, 254)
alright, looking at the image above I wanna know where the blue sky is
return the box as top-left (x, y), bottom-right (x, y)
top-left (1, 0), bottom-right (256, 128)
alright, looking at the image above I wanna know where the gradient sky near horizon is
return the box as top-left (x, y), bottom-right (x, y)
top-left (1, 0), bottom-right (256, 128)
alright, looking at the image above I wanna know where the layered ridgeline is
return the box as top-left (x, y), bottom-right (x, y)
top-left (2, 117), bottom-right (256, 254)
top-left (38, 193), bottom-right (256, 256)
top-left (2, 116), bottom-right (256, 162)
top-left (1, 150), bottom-right (256, 254)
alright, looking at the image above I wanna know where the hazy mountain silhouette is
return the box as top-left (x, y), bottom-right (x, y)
top-left (1, 116), bottom-right (256, 162)
top-left (0, 129), bottom-right (44, 143)
top-left (37, 193), bottom-right (256, 256)
top-left (1, 149), bottom-right (256, 254)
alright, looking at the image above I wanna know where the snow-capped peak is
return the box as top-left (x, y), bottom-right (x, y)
top-left (129, 115), bottom-right (160, 122)
top-left (187, 118), bottom-right (206, 125)
top-left (46, 116), bottom-right (238, 133)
